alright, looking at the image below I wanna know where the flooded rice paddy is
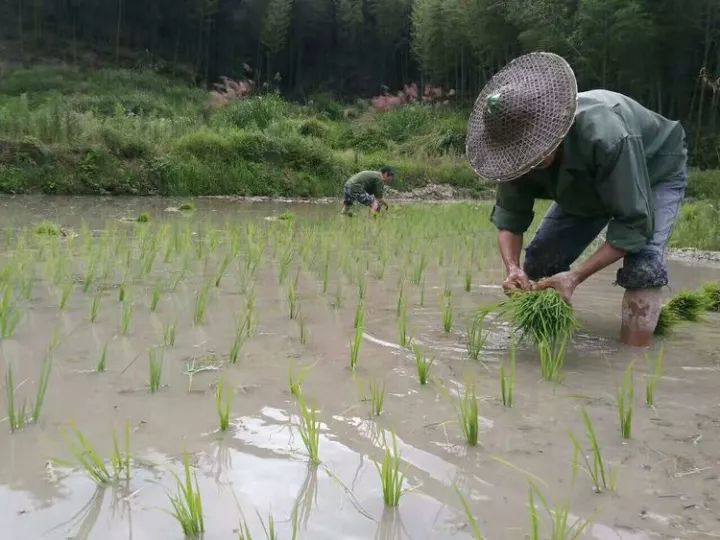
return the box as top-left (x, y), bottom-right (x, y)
top-left (1, 196), bottom-right (719, 540)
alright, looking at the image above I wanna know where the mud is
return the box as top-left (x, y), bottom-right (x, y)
top-left (0, 196), bottom-right (719, 540)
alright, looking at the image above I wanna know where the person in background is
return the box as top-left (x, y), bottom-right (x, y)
top-left (341, 166), bottom-right (394, 216)
top-left (465, 52), bottom-right (688, 347)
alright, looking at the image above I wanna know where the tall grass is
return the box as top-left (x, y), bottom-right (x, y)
top-left (376, 432), bottom-right (405, 507)
top-left (617, 361), bottom-right (635, 439)
top-left (645, 348), bottom-right (664, 407)
top-left (168, 452), bottom-right (205, 538)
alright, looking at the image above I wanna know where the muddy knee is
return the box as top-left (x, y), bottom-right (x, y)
top-left (616, 252), bottom-right (668, 290)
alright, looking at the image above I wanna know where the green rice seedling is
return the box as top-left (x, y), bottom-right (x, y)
top-left (31, 355), bottom-right (52, 424)
top-left (411, 253), bottom-right (427, 286)
top-left (164, 321), bottom-right (177, 347)
top-left (136, 212), bottom-right (151, 223)
top-left (278, 246), bottom-right (294, 284)
top-left (368, 380), bottom-right (385, 416)
top-left (110, 421), bottom-right (132, 482)
top-left (288, 360), bottom-right (311, 398)
top-left (570, 408), bottom-right (610, 493)
top-left (193, 283), bottom-right (211, 326)
top-left (528, 483), bottom-right (592, 540)
top-left (503, 290), bottom-right (578, 344)
top-left (419, 276), bottom-right (426, 306)
top-left (457, 379), bottom-right (479, 446)
top-left (82, 259), bottom-right (97, 293)
top-left (97, 342), bottom-right (109, 372)
top-left (258, 512), bottom-right (278, 540)
top-left (297, 397), bottom-right (321, 465)
top-left (120, 299), bottom-right (134, 335)
top-left (149, 348), bottom-right (163, 393)
top-left (412, 342), bottom-right (433, 385)
top-left (654, 305), bottom-right (679, 335)
top-left (63, 424), bottom-right (112, 484)
top-left (617, 361), bottom-right (635, 439)
top-left (150, 282), bottom-right (162, 312)
top-left (287, 281), bottom-right (298, 319)
top-left (5, 365), bottom-right (27, 432)
top-left (179, 202), bottom-right (196, 212)
top-left (350, 321), bottom-right (363, 370)
top-left (701, 282), bottom-right (720, 312)
top-left (321, 252), bottom-right (331, 294)
top-left (215, 254), bottom-right (232, 288)
top-left (538, 337), bottom-right (568, 382)
top-left (464, 268), bottom-right (472, 292)
top-left (229, 317), bottom-right (248, 364)
top-left (58, 280), bottom-right (73, 311)
top-left (168, 452), bottom-right (205, 537)
top-left (90, 293), bottom-right (101, 323)
top-left (375, 432), bottom-right (405, 507)
top-left (500, 339), bottom-right (517, 407)
top-left (666, 290), bottom-right (706, 321)
top-left (454, 485), bottom-right (486, 539)
top-left (298, 311), bottom-right (308, 345)
top-left (442, 292), bottom-right (454, 333)
top-left (645, 348), bottom-right (664, 407)
top-left (245, 290), bottom-right (256, 336)
top-left (396, 280), bottom-right (405, 317)
top-left (467, 310), bottom-right (489, 361)
top-left (215, 378), bottom-right (233, 432)
top-left (0, 286), bottom-right (21, 339)
top-left (333, 280), bottom-right (343, 309)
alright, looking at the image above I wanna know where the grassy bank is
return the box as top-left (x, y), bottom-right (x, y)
top-left (0, 66), bottom-right (482, 197)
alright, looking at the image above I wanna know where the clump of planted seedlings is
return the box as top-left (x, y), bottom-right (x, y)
top-left (149, 348), bottom-right (163, 393)
top-left (229, 317), bottom-right (248, 364)
top-left (442, 291), bottom-right (454, 333)
top-left (616, 362), bottom-right (635, 439)
top-left (61, 422), bottom-right (131, 484)
top-left (538, 337), bottom-right (567, 382)
top-left (666, 290), bottom-right (706, 321)
top-left (90, 293), bottom-right (101, 323)
top-left (215, 254), bottom-right (232, 288)
top-left (467, 310), bottom-right (488, 361)
top-left (457, 379), bottom-right (479, 447)
top-left (215, 378), bottom-right (233, 432)
top-left (168, 452), bottom-right (204, 538)
top-left (5, 356), bottom-right (52, 432)
top-left (150, 282), bottom-right (162, 312)
top-left (298, 310), bottom-right (308, 345)
top-left (503, 289), bottom-right (578, 344)
top-left (570, 408), bottom-right (614, 493)
top-left (528, 483), bottom-right (592, 540)
top-left (376, 432), bottom-right (406, 507)
top-left (287, 279), bottom-right (298, 319)
top-left (368, 379), bottom-right (385, 416)
top-left (645, 348), bottom-right (664, 407)
top-left (412, 342), bottom-right (433, 385)
top-left (297, 397), bottom-right (321, 465)
top-left (500, 339), bottom-right (517, 407)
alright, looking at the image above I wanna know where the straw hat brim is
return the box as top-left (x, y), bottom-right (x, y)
top-left (466, 52), bottom-right (578, 183)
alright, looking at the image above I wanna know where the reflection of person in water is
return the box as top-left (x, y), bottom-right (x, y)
top-left (466, 52), bottom-right (688, 347)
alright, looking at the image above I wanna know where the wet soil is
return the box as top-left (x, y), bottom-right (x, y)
top-left (0, 196), bottom-right (719, 540)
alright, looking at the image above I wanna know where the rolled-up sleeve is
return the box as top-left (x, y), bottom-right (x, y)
top-left (490, 182), bottom-right (536, 234)
top-left (596, 136), bottom-right (653, 253)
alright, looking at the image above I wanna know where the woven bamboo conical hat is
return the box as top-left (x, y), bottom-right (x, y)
top-left (466, 52), bottom-right (578, 182)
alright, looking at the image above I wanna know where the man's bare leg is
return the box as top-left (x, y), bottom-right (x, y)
top-left (621, 288), bottom-right (662, 347)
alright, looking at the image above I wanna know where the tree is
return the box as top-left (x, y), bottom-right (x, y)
top-left (261, 0), bottom-right (294, 79)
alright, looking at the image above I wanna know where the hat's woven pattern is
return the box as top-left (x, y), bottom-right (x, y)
top-left (466, 52), bottom-right (578, 182)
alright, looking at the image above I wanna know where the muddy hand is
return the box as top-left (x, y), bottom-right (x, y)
top-left (532, 271), bottom-right (579, 304)
top-left (502, 267), bottom-right (530, 296)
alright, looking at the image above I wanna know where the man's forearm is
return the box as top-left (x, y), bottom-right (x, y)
top-left (572, 241), bottom-right (626, 284)
top-left (498, 230), bottom-right (524, 270)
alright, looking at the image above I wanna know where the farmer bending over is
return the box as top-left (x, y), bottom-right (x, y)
top-left (466, 52), bottom-right (687, 347)
top-left (342, 167), bottom-right (394, 216)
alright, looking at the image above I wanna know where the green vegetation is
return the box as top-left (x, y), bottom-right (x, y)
top-left (215, 379), bottom-right (233, 432)
top-left (62, 423), bottom-right (131, 484)
top-left (457, 379), bottom-right (479, 447)
top-left (297, 397), bottom-right (321, 465)
top-left (666, 291), bottom-right (707, 321)
top-left (701, 282), bottom-right (720, 311)
top-left (137, 212), bottom-right (151, 223)
top-left (528, 484), bottom-right (592, 540)
top-left (168, 453), bottom-right (205, 538)
top-left (376, 433), bottom-right (406, 508)
top-left (571, 408), bottom-right (612, 494)
top-left (467, 310), bottom-right (489, 361)
top-left (35, 221), bottom-right (62, 235)
top-left (617, 362), bottom-right (635, 440)
top-left (412, 343), bottom-right (433, 385)
top-left (441, 292), bottom-right (454, 333)
top-left (97, 342), bottom-right (109, 373)
top-left (500, 340), bottom-right (517, 408)
top-left (645, 348), bottom-right (664, 407)
top-left (5, 357), bottom-right (52, 432)
top-left (455, 486), bottom-right (486, 539)
top-left (149, 348), bottom-right (163, 393)
top-left (538, 338), bottom-right (568, 383)
top-left (368, 380), bottom-right (386, 417)
top-left (350, 318), bottom-right (363, 371)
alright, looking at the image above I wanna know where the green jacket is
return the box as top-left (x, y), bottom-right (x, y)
top-left (491, 90), bottom-right (687, 253)
top-left (346, 171), bottom-right (385, 198)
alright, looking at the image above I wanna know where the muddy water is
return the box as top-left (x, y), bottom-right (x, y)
top-left (0, 196), bottom-right (719, 540)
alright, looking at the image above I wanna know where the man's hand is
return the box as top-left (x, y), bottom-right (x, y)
top-left (532, 271), bottom-right (581, 303)
top-left (503, 266), bottom-right (531, 296)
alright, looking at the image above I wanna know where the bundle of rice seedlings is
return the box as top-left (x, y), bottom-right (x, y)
top-left (701, 282), bottom-right (720, 312)
top-left (654, 305), bottom-right (679, 335)
top-left (502, 290), bottom-right (578, 344)
top-left (666, 291), bottom-right (706, 322)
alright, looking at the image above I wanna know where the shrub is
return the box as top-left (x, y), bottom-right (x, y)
top-left (687, 168), bottom-right (720, 200)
